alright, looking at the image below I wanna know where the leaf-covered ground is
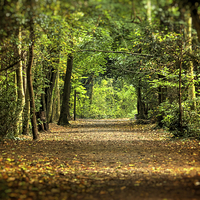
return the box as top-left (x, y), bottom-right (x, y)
top-left (0, 119), bottom-right (200, 200)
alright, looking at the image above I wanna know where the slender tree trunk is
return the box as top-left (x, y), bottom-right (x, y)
top-left (22, 52), bottom-right (29, 135)
top-left (131, 0), bottom-right (136, 20)
top-left (147, 0), bottom-right (151, 23)
top-left (27, 14), bottom-right (38, 140)
top-left (51, 94), bottom-right (57, 122)
top-left (14, 0), bottom-right (25, 135)
top-left (90, 78), bottom-right (94, 105)
top-left (157, 74), bottom-right (167, 127)
top-left (40, 66), bottom-right (56, 130)
top-left (87, 75), bottom-right (94, 105)
top-left (50, 79), bottom-right (58, 122)
top-left (136, 80), bottom-right (145, 119)
top-left (47, 86), bottom-right (55, 123)
top-left (13, 73), bottom-right (18, 136)
top-left (187, 15), bottom-right (196, 108)
top-left (51, 70), bottom-right (60, 122)
top-left (157, 85), bottom-right (163, 127)
top-left (191, 6), bottom-right (200, 43)
top-left (16, 27), bottom-right (25, 134)
top-left (56, 70), bottom-right (60, 120)
top-left (40, 93), bottom-right (48, 131)
top-left (46, 67), bottom-right (57, 123)
top-left (58, 54), bottom-right (73, 125)
top-left (41, 93), bottom-right (46, 114)
top-left (22, 80), bottom-right (30, 135)
top-left (179, 46), bottom-right (183, 134)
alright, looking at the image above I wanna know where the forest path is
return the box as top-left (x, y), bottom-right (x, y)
top-left (0, 119), bottom-right (200, 200)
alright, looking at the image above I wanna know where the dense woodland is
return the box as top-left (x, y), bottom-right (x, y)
top-left (1, 0), bottom-right (200, 140)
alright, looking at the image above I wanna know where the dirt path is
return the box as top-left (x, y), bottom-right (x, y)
top-left (0, 119), bottom-right (200, 200)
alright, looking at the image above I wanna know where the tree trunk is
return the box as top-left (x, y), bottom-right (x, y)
top-left (22, 83), bottom-right (30, 135)
top-left (147, 0), bottom-right (151, 23)
top-left (56, 70), bottom-right (61, 120)
top-left (179, 46), bottom-right (183, 134)
top-left (51, 95), bottom-right (57, 122)
top-left (51, 70), bottom-right (60, 122)
top-left (86, 75), bottom-right (94, 105)
top-left (45, 67), bottom-right (57, 123)
top-left (191, 6), bottom-right (200, 43)
top-left (136, 80), bottom-right (146, 119)
top-left (27, 13), bottom-right (38, 140)
top-left (58, 54), bottom-right (73, 125)
top-left (90, 78), bottom-right (94, 105)
top-left (47, 85), bottom-right (55, 123)
top-left (22, 53), bottom-right (29, 135)
top-left (187, 15), bottom-right (196, 109)
top-left (131, 0), bottom-right (136, 20)
top-left (157, 74), bottom-right (167, 127)
top-left (16, 26), bottom-right (25, 134)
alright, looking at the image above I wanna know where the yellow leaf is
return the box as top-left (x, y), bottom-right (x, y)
top-left (7, 177), bottom-right (15, 182)
top-left (120, 186), bottom-right (126, 190)
top-left (100, 191), bottom-right (106, 194)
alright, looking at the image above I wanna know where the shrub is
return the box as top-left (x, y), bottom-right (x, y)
top-left (156, 99), bottom-right (200, 138)
top-left (0, 81), bottom-right (21, 139)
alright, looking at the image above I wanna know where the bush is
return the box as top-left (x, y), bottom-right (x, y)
top-left (0, 81), bottom-right (21, 139)
top-left (182, 98), bottom-right (200, 138)
top-left (156, 99), bottom-right (200, 138)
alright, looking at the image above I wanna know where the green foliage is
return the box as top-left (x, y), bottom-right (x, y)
top-left (156, 99), bottom-right (200, 138)
top-left (75, 78), bottom-right (137, 119)
top-left (1, 0), bottom-right (200, 139)
top-left (0, 77), bottom-right (21, 139)
top-left (182, 98), bottom-right (200, 138)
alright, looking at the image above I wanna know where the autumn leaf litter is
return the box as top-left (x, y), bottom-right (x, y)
top-left (0, 119), bottom-right (200, 200)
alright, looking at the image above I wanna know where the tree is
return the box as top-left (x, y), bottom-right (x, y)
top-left (15, 1), bottom-right (25, 135)
top-left (187, 14), bottom-right (196, 107)
top-left (26, 4), bottom-right (38, 140)
top-left (178, 0), bottom-right (200, 42)
top-left (58, 54), bottom-right (73, 125)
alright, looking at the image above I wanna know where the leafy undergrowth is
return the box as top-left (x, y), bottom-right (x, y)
top-left (0, 119), bottom-right (200, 200)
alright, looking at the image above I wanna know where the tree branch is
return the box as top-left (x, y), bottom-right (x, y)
top-left (0, 51), bottom-right (25, 73)
top-left (0, 60), bottom-right (20, 72)
top-left (78, 49), bottom-right (153, 57)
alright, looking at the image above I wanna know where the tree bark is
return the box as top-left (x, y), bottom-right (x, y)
top-left (179, 46), bottom-right (183, 134)
top-left (56, 70), bottom-right (61, 120)
top-left (51, 94), bottom-right (57, 122)
top-left (22, 83), bottom-right (30, 135)
top-left (45, 66), bottom-right (57, 123)
top-left (136, 80), bottom-right (146, 119)
top-left (178, 0), bottom-right (200, 43)
top-left (58, 54), bottom-right (73, 125)
top-left (147, 0), bottom-right (151, 23)
top-left (187, 15), bottom-right (196, 109)
top-left (27, 13), bottom-right (38, 140)
top-left (51, 70), bottom-right (60, 122)
top-left (22, 53), bottom-right (29, 135)
top-left (157, 74), bottom-right (167, 127)
top-left (16, 26), bottom-right (25, 134)
top-left (191, 5), bottom-right (200, 43)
